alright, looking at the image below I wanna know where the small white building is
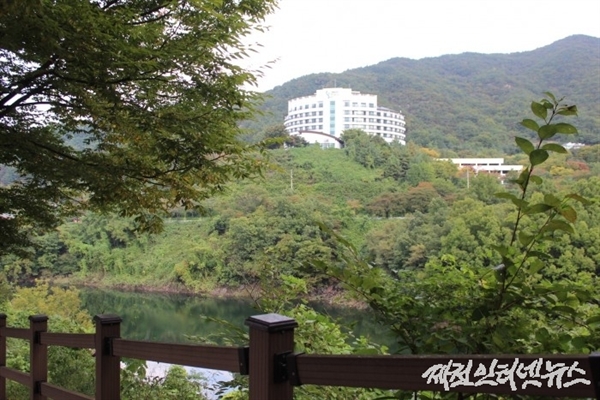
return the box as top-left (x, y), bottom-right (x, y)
top-left (439, 158), bottom-right (524, 175)
top-left (284, 88), bottom-right (406, 147)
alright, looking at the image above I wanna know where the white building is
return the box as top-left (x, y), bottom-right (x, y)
top-left (283, 88), bottom-right (406, 147)
top-left (439, 158), bottom-right (524, 175)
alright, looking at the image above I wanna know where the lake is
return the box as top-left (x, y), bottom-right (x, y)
top-left (79, 288), bottom-right (394, 345)
top-left (79, 288), bottom-right (395, 398)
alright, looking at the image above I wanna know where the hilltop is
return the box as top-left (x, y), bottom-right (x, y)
top-left (247, 35), bottom-right (600, 155)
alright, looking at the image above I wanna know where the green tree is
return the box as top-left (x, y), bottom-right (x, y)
top-left (405, 156), bottom-right (435, 186)
top-left (574, 143), bottom-right (600, 163)
top-left (341, 129), bottom-right (389, 169)
top-left (0, 0), bottom-right (276, 255)
top-left (314, 94), bottom-right (599, 380)
top-left (262, 124), bottom-right (308, 149)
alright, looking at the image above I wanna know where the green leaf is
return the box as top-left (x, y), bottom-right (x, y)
top-left (544, 294), bottom-right (558, 304)
top-left (520, 119), bottom-right (539, 132)
top-left (525, 203), bottom-right (553, 214)
top-left (552, 305), bottom-right (576, 314)
top-left (554, 122), bottom-right (577, 134)
top-left (565, 193), bottom-right (591, 205)
top-left (541, 220), bottom-right (574, 234)
top-left (527, 259), bottom-right (544, 274)
top-left (511, 198), bottom-right (529, 208)
top-left (531, 101), bottom-right (547, 119)
top-left (494, 192), bottom-right (517, 200)
top-left (518, 231), bottom-right (534, 246)
top-left (556, 105), bottom-right (578, 116)
top-left (515, 137), bottom-right (535, 155)
top-left (541, 143), bottom-right (567, 153)
top-left (543, 194), bottom-right (561, 207)
top-left (542, 100), bottom-right (554, 109)
top-left (509, 169), bottom-right (530, 190)
top-left (492, 333), bottom-right (505, 348)
top-left (529, 149), bottom-right (549, 166)
top-left (559, 205), bottom-right (577, 223)
top-left (543, 92), bottom-right (557, 103)
top-left (491, 244), bottom-right (508, 256)
top-left (529, 175), bottom-right (543, 185)
top-left (528, 251), bottom-right (550, 260)
top-left (538, 124), bottom-right (558, 140)
top-left (587, 315), bottom-right (600, 325)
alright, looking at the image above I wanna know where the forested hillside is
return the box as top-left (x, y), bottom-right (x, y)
top-left (5, 138), bottom-right (600, 297)
top-left (247, 35), bottom-right (600, 154)
top-left (4, 118), bottom-right (600, 397)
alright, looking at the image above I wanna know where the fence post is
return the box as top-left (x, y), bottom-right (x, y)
top-left (94, 314), bottom-right (121, 400)
top-left (29, 315), bottom-right (48, 400)
top-left (0, 314), bottom-right (6, 400)
top-left (245, 313), bottom-right (297, 400)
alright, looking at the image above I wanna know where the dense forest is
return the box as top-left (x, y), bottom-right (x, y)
top-left (2, 30), bottom-right (599, 398)
top-left (4, 135), bottom-right (600, 294)
top-left (3, 127), bottom-right (600, 398)
top-left (245, 35), bottom-right (600, 153)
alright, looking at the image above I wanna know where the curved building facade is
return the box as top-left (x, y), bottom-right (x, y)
top-left (284, 88), bottom-right (406, 145)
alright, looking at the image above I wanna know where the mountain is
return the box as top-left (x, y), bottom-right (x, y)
top-left (249, 35), bottom-right (600, 155)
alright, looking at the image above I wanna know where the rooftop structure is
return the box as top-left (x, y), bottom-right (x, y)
top-left (283, 88), bottom-right (406, 147)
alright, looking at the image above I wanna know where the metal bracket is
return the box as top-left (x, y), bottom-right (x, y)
top-left (33, 331), bottom-right (42, 344)
top-left (104, 337), bottom-right (114, 356)
top-left (274, 351), bottom-right (292, 383)
top-left (590, 352), bottom-right (600, 400)
top-left (274, 351), bottom-right (304, 385)
top-left (34, 380), bottom-right (45, 394)
top-left (238, 346), bottom-right (249, 375)
top-left (287, 352), bottom-right (304, 386)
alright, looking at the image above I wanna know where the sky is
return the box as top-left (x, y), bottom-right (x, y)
top-left (243, 0), bottom-right (600, 92)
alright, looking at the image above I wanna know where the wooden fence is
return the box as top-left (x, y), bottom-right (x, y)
top-left (1, 313), bottom-right (599, 399)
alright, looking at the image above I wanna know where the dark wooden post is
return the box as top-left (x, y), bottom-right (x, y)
top-left (245, 313), bottom-right (297, 400)
top-left (0, 314), bottom-right (6, 400)
top-left (29, 315), bottom-right (48, 400)
top-left (94, 314), bottom-right (121, 400)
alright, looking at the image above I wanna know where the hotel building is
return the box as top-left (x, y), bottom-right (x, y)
top-left (283, 88), bottom-right (406, 147)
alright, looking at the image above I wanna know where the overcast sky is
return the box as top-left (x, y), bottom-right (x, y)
top-left (244, 0), bottom-right (600, 92)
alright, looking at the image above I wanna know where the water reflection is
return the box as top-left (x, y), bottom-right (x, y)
top-left (80, 288), bottom-right (396, 398)
top-left (80, 289), bottom-right (256, 344)
top-left (79, 288), bottom-right (395, 348)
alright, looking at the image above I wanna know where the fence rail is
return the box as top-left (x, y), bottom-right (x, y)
top-left (0, 313), bottom-right (598, 400)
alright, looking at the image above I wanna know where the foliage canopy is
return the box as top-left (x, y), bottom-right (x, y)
top-left (0, 0), bottom-right (276, 255)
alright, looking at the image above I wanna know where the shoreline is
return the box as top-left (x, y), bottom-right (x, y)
top-left (50, 274), bottom-right (368, 310)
